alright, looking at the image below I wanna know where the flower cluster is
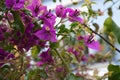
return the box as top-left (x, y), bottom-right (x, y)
top-left (0, 0), bottom-right (103, 79)
top-left (0, 0), bottom-right (101, 66)
top-left (77, 35), bottom-right (100, 51)
top-left (0, 48), bottom-right (14, 66)
top-left (5, 0), bottom-right (25, 10)
top-left (55, 5), bottom-right (84, 23)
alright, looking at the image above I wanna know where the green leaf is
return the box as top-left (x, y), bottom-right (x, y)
top-left (88, 6), bottom-right (96, 18)
top-left (108, 64), bottom-right (120, 80)
top-left (27, 68), bottom-right (47, 80)
top-left (58, 24), bottom-right (69, 34)
top-left (81, 12), bottom-right (88, 16)
top-left (118, 5), bottom-right (120, 10)
top-left (27, 70), bottom-right (35, 80)
top-left (104, 17), bottom-right (120, 43)
top-left (0, 0), bottom-right (6, 11)
top-left (59, 0), bottom-right (61, 2)
top-left (50, 42), bottom-right (59, 49)
top-left (39, 69), bottom-right (48, 78)
top-left (0, 74), bottom-right (3, 80)
top-left (53, 0), bottom-right (56, 2)
top-left (11, 11), bottom-right (25, 33)
top-left (108, 8), bottom-right (113, 17)
top-left (93, 23), bottom-right (99, 32)
top-left (0, 64), bottom-right (11, 76)
top-left (4, 44), bottom-right (14, 52)
top-left (70, 22), bottom-right (79, 33)
top-left (90, 2), bottom-right (96, 4)
top-left (53, 0), bottom-right (62, 2)
top-left (65, 73), bottom-right (83, 80)
top-left (81, 4), bottom-right (87, 7)
top-left (0, 15), bottom-right (3, 20)
top-left (70, 22), bottom-right (79, 27)
top-left (31, 46), bottom-right (40, 60)
top-left (22, 9), bottom-right (31, 16)
top-left (72, 2), bottom-right (78, 5)
top-left (104, 0), bottom-right (112, 4)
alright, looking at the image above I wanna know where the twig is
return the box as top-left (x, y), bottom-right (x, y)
top-left (54, 49), bottom-right (70, 72)
top-left (55, 18), bottom-right (63, 28)
top-left (83, 24), bottom-right (120, 53)
top-left (103, 0), bottom-right (120, 12)
top-left (90, 0), bottom-right (120, 23)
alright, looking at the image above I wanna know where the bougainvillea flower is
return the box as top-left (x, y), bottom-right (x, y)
top-left (0, 26), bottom-right (5, 41)
top-left (26, 0), bottom-right (47, 17)
top-left (67, 47), bottom-right (82, 62)
top-left (11, 34), bottom-right (39, 52)
top-left (5, 0), bottom-right (15, 9)
top-left (36, 61), bottom-right (44, 66)
top-left (67, 47), bottom-right (80, 56)
top-left (36, 49), bottom-right (54, 66)
top-left (55, 5), bottom-right (67, 18)
top-left (73, 50), bottom-right (80, 56)
top-left (8, 12), bottom-right (38, 51)
top-left (77, 36), bottom-right (84, 40)
top-left (81, 55), bottom-right (88, 62)
top-left (22, 36), bottom-right (38, 51)
top-left (56, 67), bottom-right (64, 72)
top-left (9, 20), bottom-right (38, 52)
top-left (13, 0), bottom-right (25, 10)
top-left (67, 47), bottom-right (74, 53)
top-left (39, 10), bottom-right (56, 27)
top-left (6, 12), bottom-right (14, 23)
top-left (20, 12), bottom-right (34, 33)
top-left (83, 35), bottom-right (100, 51)
top-left (34, 25), bottom-right (57, 42)
top-left (25, 22), bottom-right (34, 34)
top-left (21, 12), bottom-right (32, 24)
top-left (67, 8), bottom-right (84, 24)
top-left (5, 0), bottom-right (25, 10)
top-left (13, 34), bottom-right (38, 51)
top-left (0, 48), bottom-right (14, 66)
top-left (89, 53), bottom-right (95, 58)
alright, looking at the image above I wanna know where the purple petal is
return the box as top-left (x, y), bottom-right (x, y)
top-left (83, 35), bottom-right (100, 51)
top-left (36, 61), bottom-right (44, 66)
top-left (67, 8), bottom-right (84, 23)
top-left (81, 55), bottom-right (88, 62)
top-left (85, 40), bottom-right (100, 51)
top-left (55, 5), bottom-right (67, 18)
top-left (26, 0), bottom-right (46, 17)
top-left (34, 25), bottom-right (57, 42)
top-left (7, 54), bottom-right (14, 59)
top-left (67, 47), bottom-right (74, 53)
top-left (13, 0), bottom-right (25, 10)
top-left (73, 51), bottom-right (79, 56)
top-left (0, 63), bottom-right (4, 66)
top-left (39, 49), bottom-right (54, 64)
top-left (39, 10), bottom-right (56, 26)
top-left (5, 0), bottom-right (15, 9)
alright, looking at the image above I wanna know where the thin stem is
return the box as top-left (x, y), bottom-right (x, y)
top-left (15, 69), bottom-right (26, 80)
top-left (57, 15), bottom-right (120, 53)
top-left (83, 24), bottom-right (120, 53)
top-left (5, 11), bottom-right (13, 29)
top-left (15, 56), bottom-right (26, 80)
top-left (20, 56), bottom-right (24, 71)
top-left (54, 49), bottom-right (70, 72)
top-left (55, 18), bottom-right (63, 28)
top-left (103, 0), bottom-right (120, 12)
top-left (90, 0), bottom-right (120, 23)
top-left (0, 56), bottom-right (20, 64)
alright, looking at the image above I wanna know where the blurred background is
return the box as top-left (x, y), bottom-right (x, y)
top-left (42, 0), bottom-right (120, 64)
top-left (41, 0), bottom-right (120, 77)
